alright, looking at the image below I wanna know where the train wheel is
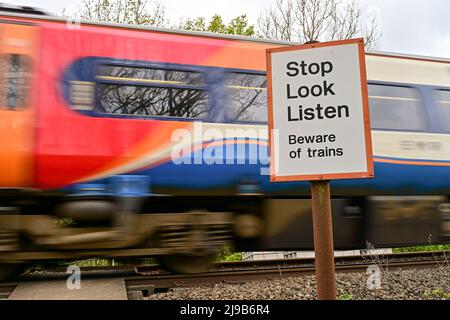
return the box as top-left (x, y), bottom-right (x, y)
top-left (157, 252), bottom-right (216, 274)
top-left (0, 263), bottom-right (26, 282)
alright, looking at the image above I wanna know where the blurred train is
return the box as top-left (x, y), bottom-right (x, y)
top-left (1, 5), bottom-right (450, 278)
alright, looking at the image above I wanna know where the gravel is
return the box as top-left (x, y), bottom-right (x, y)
top-left (147, 266), bottom-right (450, 300)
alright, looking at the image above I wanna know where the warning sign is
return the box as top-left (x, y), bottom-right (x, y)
top-left (266, 38), bottom-right (374, 182)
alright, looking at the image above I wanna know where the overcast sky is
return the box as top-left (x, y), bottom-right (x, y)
top-left (5, 0), bottom-right (450, 58)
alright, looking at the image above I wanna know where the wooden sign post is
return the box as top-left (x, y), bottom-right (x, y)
top-left (266, 38), bottom-right (374, 300)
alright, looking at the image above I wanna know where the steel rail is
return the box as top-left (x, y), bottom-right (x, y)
top-left (1, 250), bottom-right (449, 299)
top-left (126, 257), bottom-right (449, 292)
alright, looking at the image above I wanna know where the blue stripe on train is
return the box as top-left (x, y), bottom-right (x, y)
top-left (69, 142), bottom-right (450, 196)
top-left (140, 158), bottom-right (450, 195)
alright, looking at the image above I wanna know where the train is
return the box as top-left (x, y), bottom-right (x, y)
top-left (0, 5), bottom-right (450, 279)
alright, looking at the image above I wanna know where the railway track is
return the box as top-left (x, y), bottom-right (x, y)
top-left (1, 250), bottom-right (449, 299)
top-left (128, 251), bottom-right (450, 296)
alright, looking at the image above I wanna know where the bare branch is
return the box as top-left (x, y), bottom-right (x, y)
top-left (75, 0), bottom-right (168, 27)
top-left (257, 0), bottom-right (381, 49)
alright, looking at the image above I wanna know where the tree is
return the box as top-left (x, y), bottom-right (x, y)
top-left (226, 15), bottom-right (255, 36)
top-left (73, 0), bottom-right (167, 27)
top-left (180, 14), bottom-right (255, 36)
top-left (66, 1), bottom-right (255, 36)
top-left (257, 0), bottom-right (381, 49)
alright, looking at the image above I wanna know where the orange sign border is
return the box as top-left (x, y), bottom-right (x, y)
top-left (266, 38), bottom-right (374, 182)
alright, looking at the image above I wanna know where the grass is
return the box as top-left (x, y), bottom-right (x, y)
top-left (392, 244), bottom-right (450, 253)
top-left (58, 245), bottom-right (241, 268)
top-left (55, 244), bottom-right (450, 268)
top-left (62, 259), bottom-right (117, 267)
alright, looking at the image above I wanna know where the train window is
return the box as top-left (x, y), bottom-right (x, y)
top-left (226, 73), bottom-right (267, 122)
top-left (98, 84), bottom-right (209, 118)
top-left (69, 81), bottom-right (95, 111)
top-left (98, 65), bottom-right (205, 87)
top-left (434, 90), bottom-right (450, 131)
top-left (368, 84), bottom-right (425, 130)
top-left (0, 54), bottom-right (29, 110)
top-left (96, 65), bottom-right (209, 119)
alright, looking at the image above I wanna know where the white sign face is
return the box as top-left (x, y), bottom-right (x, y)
top-left (267, 38), bottom-right (374, 182)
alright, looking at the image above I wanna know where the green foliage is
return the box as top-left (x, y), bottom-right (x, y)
top-left (223, 252), bottom-right (243, 261)
top-left (216, 244), bottom-right (233, 261)
top-left (55, 217), bottom-right (76, 227)
top-left (70, 2), bottom-right (255, 36)
top-left (393, 244), bottom-right (450, 253)
top-left (60, 257), bottom-right (157, 267)
top-left (216, 244), bottom-right (243, 262)
top-left (181, 14), bottom-right (255, 36)
top-left (182, 17), bottom-right (207, 32)
top-left (338, 294), bottom-right (354, 300)
top-left (69, 259), bottom-right (115, 267)
top-left (139, 257), bottom-right (158, 265)
top-left (208, 15), bottom-right (227, 34)
top-left (424, 288), bottom-right (450, 299)
top-left (226, 15), bottom-right (255, 36)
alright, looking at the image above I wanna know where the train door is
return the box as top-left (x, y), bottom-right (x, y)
top-left (0, 21), bottom-right (38, 187)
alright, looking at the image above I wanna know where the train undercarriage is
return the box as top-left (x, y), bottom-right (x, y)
top-left (1, 192), bottom-right (450, 281)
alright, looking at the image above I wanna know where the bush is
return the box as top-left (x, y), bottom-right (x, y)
top-left (216, 244), bottom-right (243, 262)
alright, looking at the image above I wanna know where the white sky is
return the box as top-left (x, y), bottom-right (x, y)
top-left (5, 0), bottom-right (450, 58)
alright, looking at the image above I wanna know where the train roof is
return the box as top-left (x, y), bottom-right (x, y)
top-left (0, 5), bottom-right (293, 46)
top-left (1, 5), bottom-right (450, 65)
